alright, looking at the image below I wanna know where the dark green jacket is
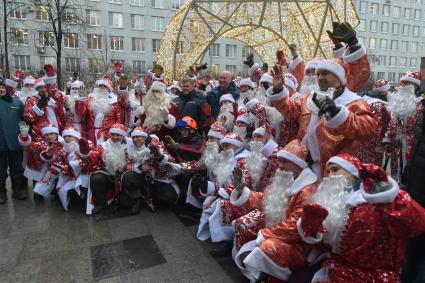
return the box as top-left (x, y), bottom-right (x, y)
top-left (0, 96), bottom-right (24, 151)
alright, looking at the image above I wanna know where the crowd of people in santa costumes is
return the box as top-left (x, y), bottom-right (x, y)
top-left (1, 20), bottom-right (425, 282)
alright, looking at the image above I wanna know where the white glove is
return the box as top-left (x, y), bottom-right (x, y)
top-left (40, 171), bottom-right (52, 184)
top-left (159, 106), bottom-right (169, 122)
top-left (134, 105), bottom-right (145, 117)
top-left (19, 121), bottom-right (30, 138)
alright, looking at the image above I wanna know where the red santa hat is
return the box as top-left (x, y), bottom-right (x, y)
top-left (70, 80), bottom-right (84, 89)
top-left (207, 122), bottom-right (226, 140)
top-left (150, 81), bottom-right (167, 93)
top-left (304, 57), bottom-right (321, 75)
top-left (220, 132), bottom-right (243, 148)
top-left (42, 64), bottom-right (57, 85)
top-left (316, 59), bottom-right (346, 86)
top-left (96, 77), bottom-right (113, 92)
top-left (62, 126), bottom-right (81, 139)
top-left (277, 139), bottom-right (308, 169)
top-left (23, 76), bottom-right (36, 85)
top-left (109, 123), bottom-right (127, 137)
top-left (34, 78), bottom-right (45, 90)
top-left (41, 124), bottom-right (59, 136)
top-left (400, 71), bottom-right (420, 87)
top-left (284, 73), bottom-right (298, 91)
top-left (359, 163), bottom-right (399, 203)
top-left (372, 79), bottom-right (390, 92)
top-left (239, 78), bottom-right (255, 89)
top-left (5, 79), bottom-right (18, 89)
top-left (259, 73), bottom-right (273, 85)
top-left (219, 93), bottom-right (235, 104)
top-left (131, 127), bottom-right (148, 138)
top-left (326, 153), bottom-right (362, 178)
top-left (236, 111), bottom-right (252, 125)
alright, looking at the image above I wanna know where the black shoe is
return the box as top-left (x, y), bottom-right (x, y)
top-left (130, 199), bottom-right (142, 215)
top-left (0, 192), bottom-right (7, 204)
top-left (210, 241), bottom-right (232, 256)
top-left (12, 189), bottom-right (28, 200)
top-left (92, 205), bottom-right (105, 214)
top-left (33, 192), bottom-right (44, 201)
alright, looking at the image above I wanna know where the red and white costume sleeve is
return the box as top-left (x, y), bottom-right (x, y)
top-left (74, 94), bottom-right (123, 145)
top-left (288, 56), bottom-right (305, 91)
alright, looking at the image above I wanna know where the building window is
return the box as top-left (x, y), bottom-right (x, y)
top-left (210, 44), bottom-right (220, 57)
top-left (358, 19), bottom-right (366, 31)
top-left (370, 3), bottom-right (378, 14)
top-left (359, 1), bottom-right (367, 13)
top-left (175, 41), bottom-right (184, 54)
top-left (380, 39), bottom-right (387, 50)
top-left (152, 17), bottom-right (165, 31)
top-left (110, 36), bottom-right (124, 51)
top-left (40, 56), bottom-right (56, 67)
top-left (64, 33), bottom-right (79, 48)
top-left (369, 38), bottom-right (376, 49)
top-left (225, 44), bottom-right (237, 57)
top-left (132, 38), bottom-right (145, 52)
top-left (10, 28), bottom-right (29, 45)
top-left (151, 0), bottom-right (164, 8)
top-left (63, 7), bottom-right (77, 23)
top-left (109, 0), bottom-right (122, 3)
top-left (65, 57), bottom-right (80, 73)
top-left (35, 4), bottom-right (49, 21)
top-left (400, 57), bottom-right (407, 67)
top-left (131, 15), bottom-right (144, 30)
top-left (401, 41), bottom-right (408, 52)
top-left (414, 9), bottom-right (421, 20)
top-left (393, 7), bottom-right (400, 18)
top-left (412, 26), bottom-right (420, 36)
top-left (392, 23), bottom-right (399, 34)
top-left (377, 72), bottom-right (385, 80)
top-left (109, 12), bottom-right (123, 28)
top-left (378, 55), bottom-right (386, 66)
top-left (370, 20), bottom-right (377, 32)
top-left (89, 58), bottom-right (104, 73)
top-left (242, 46), bottom-right (251, 58)
top-left (410, 58), bottom-right (417, 68)
top-left (381, 22), bottom-right (388, 33)
top-left (133, 60), bottom-right (146, 73)
top-left (382, 4), bottom-right (390, 16)
top-left (38, 31), bottom-right (55, 47)
top-left (9, 2), bottom-right (27, 19)
top-left (404, 8), bottom-right (411, 19)
top-left (87, 35), bottom-right (102, 50)
top-left (402, 24), bottom-right (410, 35)
top-left (225, 65), bottom-right (237, 74)
top-left (86, 10), bottom-right (101, 26)
top-left (14, 55), bottom-right (30, 71)
top-left (390, 40), bottom-right (398, 51)
top-left (389, 56), bottom-right (396, 67)
top-left (130, 0), bottom-right (144, 6)
top-left (411, 42), bottom-right (418, 53)
top-left (152, 39), bottom-right (160, 53)
top-left (388, 72), bottom-right (396, 83)
top-left (172, 0), bottom-right (184, 10)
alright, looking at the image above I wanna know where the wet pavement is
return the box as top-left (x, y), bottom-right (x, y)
top-left (0, 184), bottom-right (247, 283)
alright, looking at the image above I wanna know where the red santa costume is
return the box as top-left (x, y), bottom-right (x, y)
top-left (197, 133), bottom-right (252, 242)
top-left (74, 77), bottom-right (123, 145)
top-left (116, 86), bottom-right (144, 134)
top-left (357, 79), bottom-right (391, 166)
top-left (137, 81), bottom-right (178, 141)
top-left (297, 154), bottom-right (425, 283)
top-left (66, 80), bottom-right (86, 132)
top-left (24, 67), bottom-right (68, 141)
top-left (16, 76), bottom-right (37, 104)
top-left (217, 93), bottom-right (238, 132)
top-left (287, 54), bottom-right (305, 91)
top-left (231, 140), bottom-right (318, 282)
top-left (267, 45), bottom-right (377, 178)
top-left (385, 71), bottom-right (423, 182)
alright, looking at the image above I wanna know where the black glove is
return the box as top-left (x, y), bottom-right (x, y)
top-left (196, 63), bottom-right (208, 71)
top-left (327, 22), bottom-right (358, 46)
top-left (37, 95), bottom-right (49, 109)
top-left (312, 93), bottom-right (340, 118)
top-left (191, 173), bottom-right (208, 195)
top-left (243, 54), bottom-right (254, 68)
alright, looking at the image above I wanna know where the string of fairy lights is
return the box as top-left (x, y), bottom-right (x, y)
top-left (157, 0), bottom-right (359, 80)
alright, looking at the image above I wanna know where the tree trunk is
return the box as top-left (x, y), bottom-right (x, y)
top-left (3, 0), bottom-right (10, 78)
top-left (55, 0), bottom-right (62, 88)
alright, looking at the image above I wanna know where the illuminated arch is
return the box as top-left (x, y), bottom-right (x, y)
top-left (158, 0), bottom-right (359, 79)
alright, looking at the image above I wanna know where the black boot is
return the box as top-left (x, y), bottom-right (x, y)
top-left (130, 198), bottom-right (142, 215)
top-left (11, 177), bottom-right (28, 200)
top-left (92, 205), bottom-right (105, 214)
top-left (191, 173), bottom-right (208, 195)
top-left (210, 241), bottom-right (233, 256)
top-left (33, 192), bottom-right (44, 201)
top-left (0, 180), bottom-right (6, 204)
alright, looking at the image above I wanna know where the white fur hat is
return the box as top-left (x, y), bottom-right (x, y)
top-left (34, 78), bottom-right (45, 90)
top-left (70, 80), bottom-right (84, 89)
top-left (131, 127), bottom-right (148, 138)
top-left (239, 78), bottom-right (255, 89)
top-left (150, 81), bottom-right (166, 93)
top-left (41, 125), bottom-right (59, 136)
top-left (252, 126), bottom-right (265, 137)
top-left (327, 154), bottom-right (361, 178)
top-left (219, 93), bottom-right (235, 104)
top-left (304, 60), bottom-right (320, 74)
top-left (109, 123), bottom-right (127, 137)
top-left (316, 59), bottom-right (347, 86)
top-left (62, 126), bottom-right (81, 139)
top-left (23, 76), bottom-right (36, 85)
top-left (5, 79), bottom-right (18, 89)
top-left (220, 133), bottom-right (242, 148)
top-left (259, 73), bottom-right (273, 85)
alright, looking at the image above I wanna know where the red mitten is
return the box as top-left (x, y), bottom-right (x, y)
top-left (79, 138), bottom-right (91, 155)
top-left (276, 50), bottom-right (287, 66)
top-left (301, 203), bottom-right (328, 237)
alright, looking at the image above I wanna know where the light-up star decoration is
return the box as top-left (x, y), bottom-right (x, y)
top-left (158, 0), bottom-right (359, 80)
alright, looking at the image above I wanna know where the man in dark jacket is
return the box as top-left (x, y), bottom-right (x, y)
top-left (206, 71), bottom-right (240, 118)
top-left (402, 96), bottom-right (425, 283)
top-left (0, 78), bottom-right (27, 203)
top-left (173, 78), bottom-right (214, 135)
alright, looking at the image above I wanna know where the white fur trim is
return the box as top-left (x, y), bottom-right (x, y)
top-left (253, 127), bottom-right (265, 137)
top-left (266, 87), bottom-right (288, 102)
top-left (343, 43), bottom-right (366, 64)
top-left (220, 137), bottom-right (242, 148)
top-left (236, 115), bottom-right (251, 125)
top-left (41, 126), bottom-right (59, 136)
top-left (34, 80), bottom-right (45, 90)
top-left (229, 187), bottom-right (251, 206)
top-left (296, 218), bottom-right (324, 244)
top-left (245, 98), bottom-right (260, 110)
top-left (305, 61), bottom-right (319, 74)
top-left (207, 130), bottom-right (224, 140)
top-left (70, 81), bottom-right (83, 89)
top-left (109, 128), bottom-right (126, 137)
top-left (62, 129), bottom-right (81, 139)
top-left (288, 56), bottom-right (302, 72)
top-left (77, 150), bottom-right (91, 158)
top-left (117, 87), bottom-right (128, 95)
top-left (199, 181), bottom-right (215, 197)
top-left (40, 150), bottom-right (54, 162)
top-left (361, 177), bottom-right (399, 204)
top-left (277, 150), bottom-right (308, 169)
top-left (260, 139), bottom-right (278, 158)
top-left (219, 94), bottom-right (235, 104)
top-left (134, 106), bottom-right (145, 117)
top-left (400, 76), bottom-right (421, 87)
top-left (23, 77), bottom-right (36, 85)
top-left (131, 129), bottom-right (148, 138)
top-left (284, 78), bottom-right (296, 91)
top-left (250, 63), bottom-right (260, 75)
top-left (289, 168), bottom-right (317, 195)
top-left (43, 76), bottom-right (57, 85)
top-left (150, 81), bottom-right (166, 93)
top-left (163, 114), bottom-right (176, 129)
top-left (255, 230), bottom-right (265, 246)
top-left (239, 78), bottom-right (255, 89)
top-left (332, 46), bottom-right (345, 59)
top-left (96, 79), bottom-right (113, 92)
top-left (18, 134), bottom-right (31, 147)
top-left (259, 73), bottom-right (273, 84)
top-left (324, 105), bottom-right (349, 129)
top-left (372, 84), bottom-right (390, 93)
top-left (32, 104), bottom-right (45, 116)
top-left (326, 155), bottom-right (359, 178)
top-left (6, 79), bottom-right (18, 88)
top-left (316, 60), bottom-right (346, 85)
top-left (218, 187), bottom-right (230, 199)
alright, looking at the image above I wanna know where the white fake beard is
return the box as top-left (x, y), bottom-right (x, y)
top-left (265, 106), bottom-right (284, 127)
top-left (311, 175), bottom-right (351, 252)
top-left (128, 144), bottom-right (149, 163)
top-left (233, 126), bottom-right (247, 143)
top-left (200, 142), bottom-right (220, 171)
top-left (64, 141), bottom-right (79, 153)
top-left (246, 141), bottom-right (265, 188)
top-left (129, 90), bottom-right (140, 109)
top-left (213, 149), bottom-right (235, 185)
top-left (67, 94), bottom-right (77, 114)
top-left (19, 87), bottom-right (37, 101)
top-left (89, 88), bottom-right (111, 114)
top-left (386, 86), bottom-right (417, 118)
top-left (143, 90), bottom-right (170, 128)
top-left (264, 170), bottom-right (294, 227)
top-left (217, 103), bottom-right (235, 131)
top-left (102, 140), bottom-right (127, 175)
top-left (300, 76), bottom-right (319, 96)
